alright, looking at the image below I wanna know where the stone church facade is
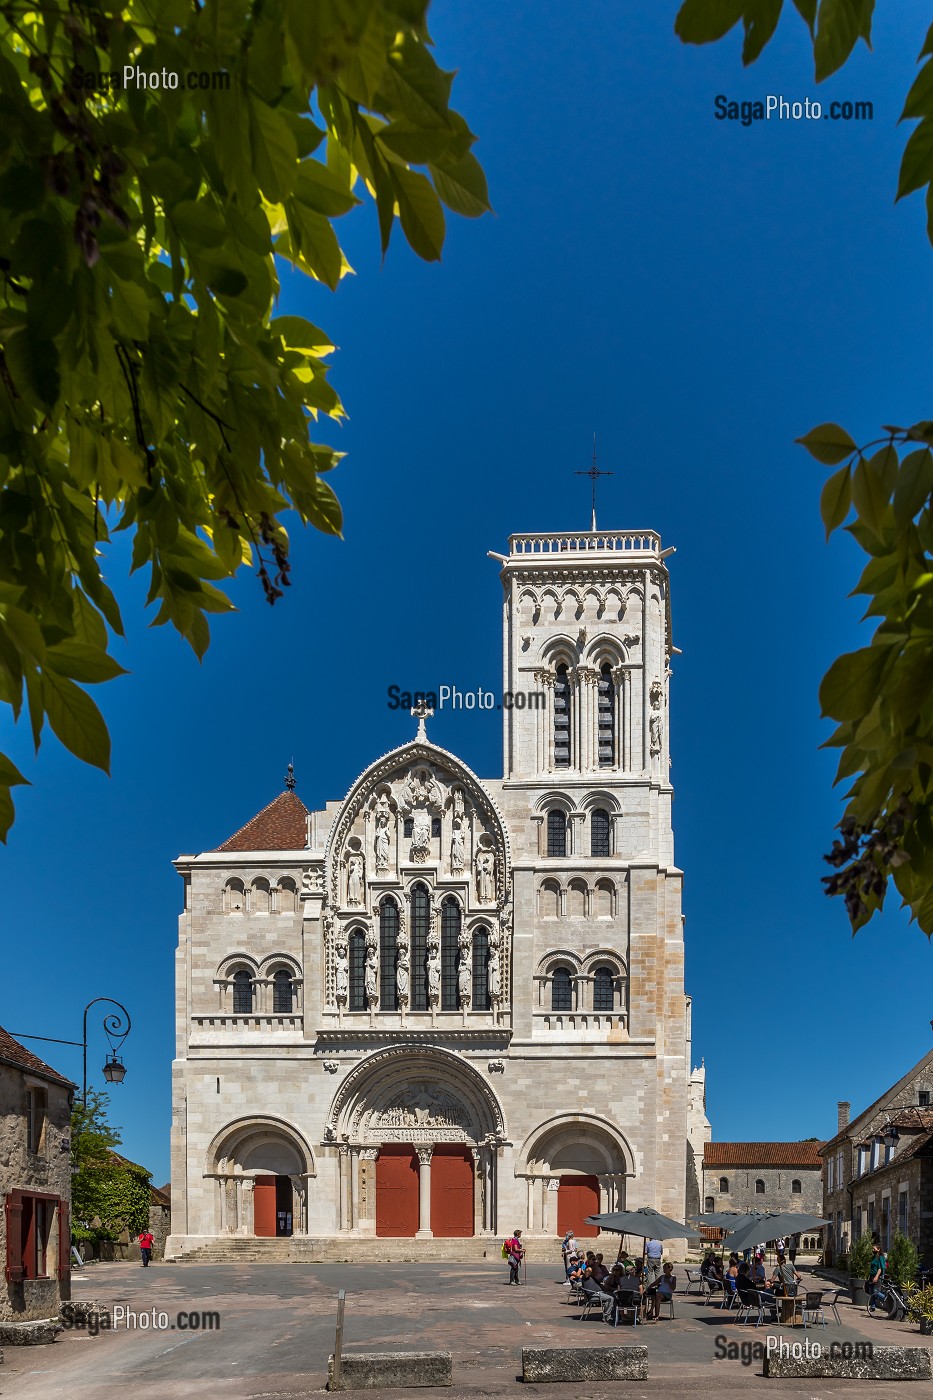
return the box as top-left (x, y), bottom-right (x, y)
top-left (166, 528), bottom-right (701, 1258)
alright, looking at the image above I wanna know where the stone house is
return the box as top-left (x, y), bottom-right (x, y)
top-left (0, 1026), bottom-right (74, 1323)
top-left (849, 1114), bottom-right (933, 1268)
top-left (167, 527), bottom-right (708, 1259)
top-left (821, 1045), bottom-right (933, 1267)
top-left (702, 1142), bottom-right (823, 1223)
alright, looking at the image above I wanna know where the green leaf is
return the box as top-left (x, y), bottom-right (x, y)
top-left (0, 752), bottom-right (29, 788)
top-left (428, 150), bottom-right (491, 218)
top-left (898, 117), bottom-right (933, 200)
top-left (250, 97), bottom-right (299, 202)
top-left (901, 58), bottom-right (933, 121)
top-left (851, 455), bottom-right (890, 536)
top-left (390, 164), bottom-right (445, 261)
top-left (281, 205), bottom-right (344, 289)
top-left (791, 0), bottom-right (817, 36)
top-left (796, 422), bottom-right (856, 465)
top-left (170, 199), bottom-right (228, 248)
top-left (742, 0), bottom-right (783, 66)
top-left (0, 786), bottom-right (14, 844)
top-left (44, 641), bottom-right (129, 684)
top-left (109, 278), bottom-right (150, 341)
top-left (893, 448), bottom-right (933, 527)
top-left (820, 644), bottom-right (893, 721)
top-left (820, 463), bottom-right (852, 538)
top-left (42, 670), bottom-right (111, 772)
top-left (675, 0), bottom-right (744, 44)
top-left (293, 160), bottom-right (359, 218)
top-left (814, 0), bottom-right (872, 82)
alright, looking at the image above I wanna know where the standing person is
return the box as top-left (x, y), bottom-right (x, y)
top-left (561, 1229), bottom-right (578, 1273)
top-left (866, 1243), bottom-right (886, 1304)
top-left (645, 1237), bottom-right (663, 1291)
top-left (788, 1234), bottom-right (799, 1266)
top-left (504, 1228), bottom-right (525, 1285)
top-left (138, 1228), bottom-right (154, 1268)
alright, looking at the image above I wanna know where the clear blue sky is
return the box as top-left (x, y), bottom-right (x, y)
top-left (3, 3), bottom-right (932, 1185)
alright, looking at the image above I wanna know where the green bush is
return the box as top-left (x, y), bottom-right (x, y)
top-left (887, 1231), bottom-right (920, 1286)
top-left (848, 1233), bottom-right (875, 1278)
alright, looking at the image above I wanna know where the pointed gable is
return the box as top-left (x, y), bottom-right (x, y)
top-left (216, 790), bottom-right (310, 852)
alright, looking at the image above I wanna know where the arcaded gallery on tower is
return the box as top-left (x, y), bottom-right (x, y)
top-left (166, 527), bottom-right (703, 1259)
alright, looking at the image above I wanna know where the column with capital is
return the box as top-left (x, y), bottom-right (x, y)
top-left (470, 1147), bottom-right (484, 1237)
top-left (543, 1176), bottom-right (559, 1235)
top-left (338, 1145), bottom-right (350, 1233)
top-left (357, 1148), bottom-right (379, 1236)
top-left (416, 1146), bottom-right (434, 1238)
top-left (240, 1178), bottom-right (254, 1237)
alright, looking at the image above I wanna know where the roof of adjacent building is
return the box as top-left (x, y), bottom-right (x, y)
top-left (704, 1142), bottom-right (823, 1167)
top-left (0, 1025), bottom-right (74, 1088)
top-left (150, 1182), bottom-right (171, 1209)
top-left (215, 790), bottom-right (310, 852)
top-left (821, 1045), bottom-right (933, 1153)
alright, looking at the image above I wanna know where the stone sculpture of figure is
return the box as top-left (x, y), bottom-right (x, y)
top-left (364, 943), bottom-right (378, 1005)
top-left (396, 950), bottom-right (410, 1005)
top-left (450, 822), bottom-right (465, 875)
top-left (374, 813), bottom-right (390, 872)
top-left (476, 849), bottom-right (495, 904)
top-left (649, 711), bottom-right (662, 756)
top-left (347, 854), bottom-right (364, 905)
top-left (487, 939), bottom-right (501, 1002)
top-left (411, 809), bottom-right (431, 862)
top-left (427, 949), bottom-right (441, 1003)
top-left (334, 939), bottom-right (349, 1005)
top-left (453, 786), bottom-right (465, 821)
top-left (457, 948), bottom-right (472, 1005)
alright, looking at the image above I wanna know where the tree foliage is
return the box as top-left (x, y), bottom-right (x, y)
top-left (675, 0), bottom-right (933, 937)
top-left (71, 1087), bottom-right (151, 1236)
top-left (0, 0), bottom-right (489, 839)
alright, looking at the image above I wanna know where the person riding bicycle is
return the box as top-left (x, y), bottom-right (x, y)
top-left (866, 1243), bottom-right (886, 1304)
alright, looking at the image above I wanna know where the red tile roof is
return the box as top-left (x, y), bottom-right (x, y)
top-left (704, 1142), bottom-right (823, 1167)
top-left (0, 1025), bottom-right (75, 1088)
top-left (216, 790), bottom-right (311, 852)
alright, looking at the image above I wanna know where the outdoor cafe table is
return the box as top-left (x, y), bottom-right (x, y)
top-left (776, 1293), bottom-right (804, 1326)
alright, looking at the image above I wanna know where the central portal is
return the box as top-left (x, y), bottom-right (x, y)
top-left (375, 1147), bottom-right (419, 1237)
top-left (430, 1146), bottom-right (474, 1238)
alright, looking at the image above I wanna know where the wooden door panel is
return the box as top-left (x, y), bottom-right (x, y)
top-left (375, 1147), bottom-right (419, 1237)
top-left (253, 1176), bottom-right (277, 1238)
top-left (430, 1147), bottom-right (473, 1238)
top-left (557, 1176), bottom-right (600, 1237)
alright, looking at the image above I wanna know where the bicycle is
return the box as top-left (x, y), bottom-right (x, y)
top-left (866, 1279), bottom-right (909, 1321)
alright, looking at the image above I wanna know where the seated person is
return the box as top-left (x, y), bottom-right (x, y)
top-left (581, 1267), bottom-right (618, 1325)
top-left (750, 1254), bottom-right (767, 1289)
top-left (591, 1253), bottom-right (611, 1285)
top-left (612, 1262), bottom-right (644, 1320)
top-left (770, 1251), bottom-right (802, 1298)
top-left (700, 1250), bottom-right (718, 1279)
top-left (566, 1254), bottom-right (586, 1284)
top-left (650, 1262), bottom-right (677, 1318)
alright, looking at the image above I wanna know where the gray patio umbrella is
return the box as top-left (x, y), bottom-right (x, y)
top-left (691, 1210), bottom-right (764, 1230)
top-left (585, 1206), bottom-right (697, 1262)
top-left (721, 1212), bottom-right (830, 1254)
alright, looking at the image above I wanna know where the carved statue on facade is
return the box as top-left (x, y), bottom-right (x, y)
top-left (374, 811), bottom-right (390, 873)
top-left (334, 938), bottom-right (349, 1005)
top-left (649, 678), bottom-right (663, 756)
top-left (347, 853), bottom-right (364, 905)
top-left (364, 943), bottom-right (378, 1006)
top-left (475, 849), bottom-right (496, 904)
top-left (427, 950), bottom-right (441, 1003)
top-left (450, 821), bottom-right (465, 875)
top-left (396, 948), bottom-right (410, 1006)
top-left (487, 936), bottom-right (501, 1002)
top-left (457, 947), bottom-right (472, 1006)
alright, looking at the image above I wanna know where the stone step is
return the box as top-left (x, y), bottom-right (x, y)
top-left (168, 1235), bottom-right (568, 1265)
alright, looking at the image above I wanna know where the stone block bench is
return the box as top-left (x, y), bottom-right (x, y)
top-left (327, 1350), bottom-right (452, 1390)
top-left (0, 1320), bottom-right (63, 1346)
top-left (522, 1346), bottom-right (649, 1382)
top-left (764, 1344), bottom-right (932, 1380)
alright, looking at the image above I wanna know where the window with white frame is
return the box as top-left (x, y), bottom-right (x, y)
top-left (898, 1187), bottom-right (908, 1235)
top-left (827, 1157), bottom-right (834, 1192)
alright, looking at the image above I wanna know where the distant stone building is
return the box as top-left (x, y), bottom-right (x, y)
top-left (702, 1141), bottom-right (823, 1224)
top-left (822, 1046), bottom-right (933, 1268)
top-left (166, 527), bottom-right (706, 1259)
top-left (0, 1027), bottom-right (74, 1323)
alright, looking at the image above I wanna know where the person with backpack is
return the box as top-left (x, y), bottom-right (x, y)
top-left (866, 1243), bottom-right (886, 1305)
top-left (503, 1228), bottom-right (525, 1285)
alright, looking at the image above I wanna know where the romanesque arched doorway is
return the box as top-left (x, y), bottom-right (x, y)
top-left (327, 1045), bottom-right (505, 1239)
top-left (207, 1118), bottom-right (316, 1238)
top-left (518, 1114), bottom-right (632, 1236)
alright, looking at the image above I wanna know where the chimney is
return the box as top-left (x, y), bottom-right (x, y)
top-left (837, 1101), bottom-right (850, 1131)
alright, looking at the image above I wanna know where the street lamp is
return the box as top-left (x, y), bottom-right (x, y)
top-left (10, 997), bottom-right (132, 1102)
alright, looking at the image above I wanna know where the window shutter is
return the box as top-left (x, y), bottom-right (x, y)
top-left (57, 1198), bottom-right (70, 1282)
top-left (5, 1194), bottom-right (24, 1283)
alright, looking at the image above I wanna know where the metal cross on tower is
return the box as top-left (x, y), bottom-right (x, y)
top-left (575, 435), bottom-right (613, 531)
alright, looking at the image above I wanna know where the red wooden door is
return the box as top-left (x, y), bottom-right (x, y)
top-left (253, 1176), bottom-right (277, 1237)
top-left (430, 1147), bottom-right (474, 1238)
top-left (376, 1147), bottom-right (419, 1237)
top-left (557, 1175), bottom-right (600, 1237)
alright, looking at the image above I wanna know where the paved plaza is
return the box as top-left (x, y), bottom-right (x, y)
top-left (2, 1259), bottom-right (931, 1398)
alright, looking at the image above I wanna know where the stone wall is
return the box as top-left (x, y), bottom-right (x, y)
top-left (702, 1162), bottom-right (822, 1219)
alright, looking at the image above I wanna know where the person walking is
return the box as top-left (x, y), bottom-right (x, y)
top-left (866, 1242), bottom-right (886, 1305)
top-left (504, 1228), bottom-right (525, 1285)
top-left (138, 1229), bottom-right (154, 1268)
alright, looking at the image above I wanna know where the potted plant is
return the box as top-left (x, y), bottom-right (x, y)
top-left (904, 1282), bottom-right (933, 1336)
top-left (848, 1233), bottom-right (874, 1305)
top-left (887, 1232), bottom-right (920, 1286)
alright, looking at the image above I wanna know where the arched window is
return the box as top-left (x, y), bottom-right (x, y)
top-left (410, 884), bottom-right (430, 1012)
top-left (379, 900), bottom-right (399, 1012)
top-left (348, 930), bottom-right (366, 1012)
top-left (590, 808), bottom-right (611, 858)
top-left (551, 965), bottom-right (573, 1011)
top-left (472, 926), bottom-right (490, 1011)
top-left (705, 1196), bottom-right (714, 1212)
top-left (755, 1179), bottom-right (765, 1195)
top-left (441, 898), bottom-right (461, 1011)
top-left (547, 809), bottom-right (567, 858)
top-left (272, 968), bottom-right (293, 1013)
top-left (593, 966), bottom-right (614, 1011)
top-left (232, 969), bottom-right (253, 1014)
top-left (791, 1179), bottom-right (802, 1194)
top-left (719, 1177), bottom-right (729, 1194)
top-left (554, 663), bottom-right (572, 768)
top-left (597, 663), bottom-right (615, 767)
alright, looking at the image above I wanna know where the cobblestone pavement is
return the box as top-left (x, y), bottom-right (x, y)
top-left (2, 1260), bottom-right (930, 1398)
